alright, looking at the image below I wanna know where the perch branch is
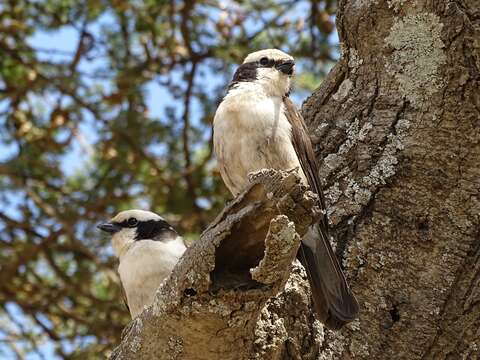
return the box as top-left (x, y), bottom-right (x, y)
top-left (110, 169), bottom-right (319, 360)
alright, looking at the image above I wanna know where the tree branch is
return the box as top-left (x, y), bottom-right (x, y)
top-left (110, 169), bottom-right (320, 359)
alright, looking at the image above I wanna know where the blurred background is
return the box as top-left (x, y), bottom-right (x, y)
top-left (0, 0), bottom-right (338, 358)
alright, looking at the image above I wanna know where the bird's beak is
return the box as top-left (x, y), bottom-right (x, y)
top-left (97, 222), bottom-right (121, 234)
top-left (276, 60), bottom-right (295, 75)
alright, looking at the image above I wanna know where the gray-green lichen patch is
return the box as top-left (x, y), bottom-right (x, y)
top-left (250, 216), bottom-right (299, 285)
top-left (253, 310), bottom-right (288, 359)
top-left (126, 317), bottom-right (144, 354)
top-left (385, 13), bottom-right (446, 108)
top-left (325, 182), bottom-right (342, 205)
top-left (318, 332), bottom-right (347, 360)
top-left (333, 78), bottom-right (354, 102)
top-left (348, 48), bottom-right (363, 72)
top-left (167, 336), bottom-right (184, 360)
top-left (350, 0), bottom-right (378, 11)
top-left (339, 46), bottom-right (363, 74)
top-left (323, 118), bottom-right (364, 174)
top-left (387, 0), bottom-right (409, 12)
top-left (325, 116), bottom-right (411, 226)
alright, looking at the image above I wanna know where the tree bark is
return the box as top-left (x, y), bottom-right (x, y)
top-left (300, 0), bottom-right (479, 358)
top-left (110, 170), bottom-right (323, 359)
top-left (112, 1), bottom-right (479, 358)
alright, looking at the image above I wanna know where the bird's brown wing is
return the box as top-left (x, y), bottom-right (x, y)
top-left (120, 282), bottom-right (130, 314)
top-left (115, 264), bottom-right (130, 316)
top-left (283, 96), bottom-right (359, 329)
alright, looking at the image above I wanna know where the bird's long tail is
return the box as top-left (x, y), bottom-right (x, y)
top-left (298, 225), bottom-right (359, 330)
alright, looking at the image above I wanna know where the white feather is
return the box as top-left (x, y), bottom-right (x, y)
top-left (107, 209), bottom-right (186, 318)
top-left (118, 236), bottom-right (186, 318)
top-left (243, 49), bottom-right (293, 64)
top-left (213, 80), bottom-right (306, 195)
top-left (111, 209), bottom-right (164, 223)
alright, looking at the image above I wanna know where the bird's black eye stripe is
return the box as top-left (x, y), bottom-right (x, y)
top-left (228, 57), bottom-right (292, 90)
top-left (127, 218), bottom-right (138, 227)
top-left (258, 58), bottom-right (289, 68)
top-left (116, 218), bottom-right (139, 228)
top-left (135, 219), bottom-right (176, 241)
top-left (229, 62), bottom-right (258, 88)
top-left (112, 218), bottom-right (176, 240)
top-left (259, 57), bottom-right (276, 68)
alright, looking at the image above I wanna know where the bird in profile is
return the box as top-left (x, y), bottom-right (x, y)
top-left (98, 209), bottom-right (186, 318)
top-left (213, 49), bottom-right (359, 329)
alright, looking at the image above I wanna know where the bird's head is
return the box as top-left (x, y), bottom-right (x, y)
top-left (231, 49), bottom-right (295, 97)
top-left (97, 209), bottom-right (178, 257)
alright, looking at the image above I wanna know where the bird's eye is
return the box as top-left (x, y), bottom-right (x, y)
top-left (259, 57), bottom-right (269, 66)
top-left (127, 218), bottom-right (138, 227)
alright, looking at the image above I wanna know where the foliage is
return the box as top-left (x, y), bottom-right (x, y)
top-left (0, 0), bottom-right (336, 358)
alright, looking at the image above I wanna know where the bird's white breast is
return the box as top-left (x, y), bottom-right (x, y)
top-left (213, 83), bottom-right (305, 195)
top-left (118, 238), bottom-right (185, 318)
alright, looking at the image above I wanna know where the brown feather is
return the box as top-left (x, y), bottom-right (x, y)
top-left (116, 259), bottom-right (130, 315)
top-left (283, 96), bottom-right (359, 329)
top-left (120, 281), bottom-right (130, 314)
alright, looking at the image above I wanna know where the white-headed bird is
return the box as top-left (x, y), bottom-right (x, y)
top-left (98, 209), bottom-right (186, 318)
top-left (213, 49), bottom-right (359, 329)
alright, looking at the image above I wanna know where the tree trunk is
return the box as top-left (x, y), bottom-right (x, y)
top-left (300, 0), bottom-right (479, 358)
top-left (112, 1), bottom-right (479, 358)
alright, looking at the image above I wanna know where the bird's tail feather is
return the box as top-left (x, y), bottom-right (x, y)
top-left (298, 225), bottom-right (359, 330)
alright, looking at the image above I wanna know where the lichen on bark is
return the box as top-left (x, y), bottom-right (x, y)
top-left (302, 0), bottom-right (480, 358)
top-left (385, 12), bottom-right (447, 108)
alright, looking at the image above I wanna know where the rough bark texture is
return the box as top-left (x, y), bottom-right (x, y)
top-left (300, 0), bottom-right (479, 358)
top-left (112, 1), bottom-right (479, 358)
top-left (110, 170), bottom-right (323, 360)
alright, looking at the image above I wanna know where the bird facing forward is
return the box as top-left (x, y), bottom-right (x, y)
top-left (213, 49), bottom-right (359, 329)
top-left (98, 209), bottom-right (186, 318)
